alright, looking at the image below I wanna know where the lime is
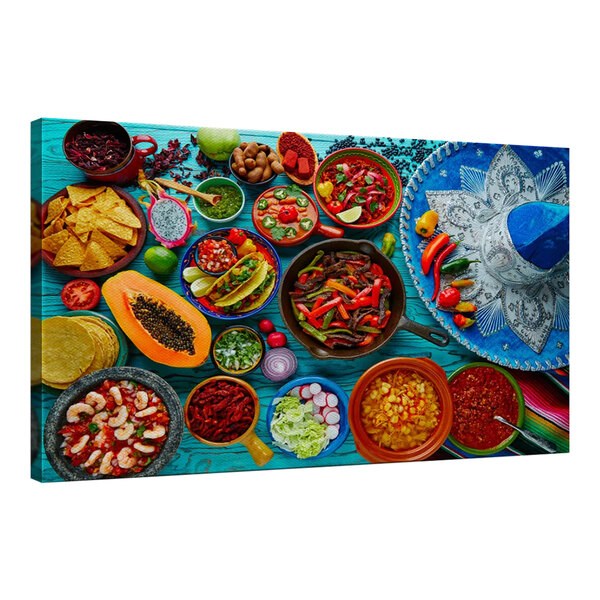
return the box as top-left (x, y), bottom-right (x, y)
top-left (337, 206), bottom-right (362, 223)
top-left (144, 246), bottom-right (178, 275)
top-left (182, 266), bottom-right (203, 283)
top-left (191, 275), bottom-right (216, 297)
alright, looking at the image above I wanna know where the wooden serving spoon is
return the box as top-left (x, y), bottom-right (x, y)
top-left (155, 177), bottom-right (222, 206)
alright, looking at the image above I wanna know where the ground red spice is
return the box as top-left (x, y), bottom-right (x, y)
top-left (279, 132), bottom-right (315, 175)
top-left (450, 367), bottom-right (519, 450)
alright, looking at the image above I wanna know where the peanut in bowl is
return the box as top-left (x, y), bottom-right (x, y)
top-left (349, 358), bottom-right (453, 462)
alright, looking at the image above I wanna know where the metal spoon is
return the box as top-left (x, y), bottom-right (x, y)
top-left (494, 415), bottom-right (558, 453)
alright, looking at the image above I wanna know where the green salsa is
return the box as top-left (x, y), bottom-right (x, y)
top-left (197, 185), bottom-right (243, 220)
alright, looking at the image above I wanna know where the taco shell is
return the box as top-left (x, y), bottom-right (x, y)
top-left (214, 260), bottom-right (270, 307)
top-left (240, 267), bottom-right (276, 312)
top-left (207, 252), bottom-right (264, 302)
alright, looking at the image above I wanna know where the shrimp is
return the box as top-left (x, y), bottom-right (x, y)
top-left (99, 451), bottom-right (114, 475)
top-left (135, 406), bottom-right (157, 418)
top-left (108, 405), bottom-right (128, 428)
top-left (66, 403), bottom-right (94, 423)
top-left (143, 424), bottom-right (166, 439)
top-left (84, 449), bottom-right (102, 468)
top-left (93, 427), bottom-right (108, 448)
top-left (109, 386), bottom-right (123, 406)
top-left (91, 411), bottom-right (108, 425)
top-left (85, 391), bottom-right (106, 411)
top-left (133, 442), bottom-right (155, 454)
top-left (70, 435), bottom-right (90, 454)
top-left (114, 422), bottom-right (134, 441)
top-left (135, 390), bottom-right (149, 410)
top-left (117, 447), bottom-right (136, 469)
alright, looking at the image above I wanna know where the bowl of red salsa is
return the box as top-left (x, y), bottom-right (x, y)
top-left (448, 363), bottom-right (525, 455)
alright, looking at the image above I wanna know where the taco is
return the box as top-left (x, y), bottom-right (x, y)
top-left (224, 266), bottom-right (277, 314)
top-left (207, 252), bottom-right (265, 304)
top-left (214, 260), bottom-right (270, 307)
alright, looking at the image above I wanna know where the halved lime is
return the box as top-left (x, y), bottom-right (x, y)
top-left (337, 206), bottom-right (362, 223)
top-left (191, 275), bottom-right (216, 297)
top-left (183, 266), bottom-right (203, 283)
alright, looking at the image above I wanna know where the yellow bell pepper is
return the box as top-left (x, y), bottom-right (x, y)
top-left (415, 210), bottom-right (438, 237)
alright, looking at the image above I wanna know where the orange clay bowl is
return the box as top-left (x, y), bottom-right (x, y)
top-left (184, 376), bottom-right (273, 467)
top-left (349, 357), bottom-right (453, 463)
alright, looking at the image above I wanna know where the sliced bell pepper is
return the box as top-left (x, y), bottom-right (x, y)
top-left (358, 334), bottom-right (375, 346)
top-left (372, 278), bottom-right (382, 308)
top-left (343, 296), bottom-right (373, 311)
top-left (338, 303), bottom-right (350, 320)
top-left (325, 279), bottom-right (357, 298)
top-left (300, 321), bottom-right (327, 343)
top-left (309, 296), bottom-right (342, 319)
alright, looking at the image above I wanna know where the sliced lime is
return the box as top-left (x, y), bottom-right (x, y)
top-left (337, 206), bottom-right (362, 223)
top-left (183, 266), bottom-right (203, 283)
top-left (191, 275), bottom-right (216, 297)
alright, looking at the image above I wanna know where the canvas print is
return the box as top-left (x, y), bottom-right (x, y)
top-left (30, 119), bottom-right (569, 481)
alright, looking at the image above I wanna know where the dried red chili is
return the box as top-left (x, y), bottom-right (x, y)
top-left (450, 367), bottom-right (519, 450)
top-left (65, 131), bottom-right (129, 171)
top-left (187, 380), bottom-right (255, 443)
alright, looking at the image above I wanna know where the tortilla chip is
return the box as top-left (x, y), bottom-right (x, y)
top-left (53, 235), bottom-right (86, 267)
top-left (41, 229), bottom-right (69, 254)
top-left (129, 228), bottom-right (138, 246)
top-left (42, 317), bottom-right (95, 383)
top-left (80, 241), bottom-right (114, 271)
top-left (106, 206), bottom-right (141, 229)
top-left (45, 196), bottom-right (69, 224)
top-left (105, 187), bottom-right (126, 207)
top-left (74, 207), bottom-right (99, 234)
top-left (90, 230), bottom-right (127, 260)
top-left (96, 216), bottom-right (133, 241)
top-left (67, 185), bottom-right (106, 206)
top-left (43, 217), bottom-right (65, 238)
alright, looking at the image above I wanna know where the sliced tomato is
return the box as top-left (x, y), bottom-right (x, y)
top-left (61, 279), bottom-right (101, 311)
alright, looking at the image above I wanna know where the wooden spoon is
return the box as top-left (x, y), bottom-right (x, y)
top-left (155, 177), bottom-right (222, 206)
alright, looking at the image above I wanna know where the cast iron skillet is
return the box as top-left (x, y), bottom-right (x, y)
top-left (279, 239), bottom-right (449, 360)
top-left (43, 366), bottom-right (184, 481)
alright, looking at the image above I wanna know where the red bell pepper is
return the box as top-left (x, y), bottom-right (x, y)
top-left (309, 296), bottom-right (342, 319)
top-left (372, 278), bottom-right (382, 308)
top-left (358, 334), bottom-right (375, 346)
top-left (329, 320), bottom-right (348, 328)
top-left (338, 303), bottom-right (350, 320)
top-left (343, 296), bottom-right (373, 311)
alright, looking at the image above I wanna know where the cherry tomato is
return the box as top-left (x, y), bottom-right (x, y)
top-left (259, 319), bottom-right (275, 334)
top-left (267, 331), bottom-right (287, 348)
top-left (278, 206), bottom-right (298, 224)
top-left (61, 279), bottom-right (101, 311)
top-left (327, 201), bottom-right (343, 215)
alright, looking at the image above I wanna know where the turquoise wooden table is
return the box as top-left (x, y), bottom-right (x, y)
top-left (32, 118), bottom-right (483, 482)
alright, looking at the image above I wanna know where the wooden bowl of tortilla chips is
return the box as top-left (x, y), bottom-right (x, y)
top-left (40, 183), bottom-right (147, 278)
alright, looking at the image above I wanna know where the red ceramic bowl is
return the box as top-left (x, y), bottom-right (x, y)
top-left (313, 148), bottom-right (403, 229)
top-left (349, 357), bottom-right (453, 462)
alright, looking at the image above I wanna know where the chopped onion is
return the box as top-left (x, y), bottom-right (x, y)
top-left (261, 348), bottom-right (298, 382)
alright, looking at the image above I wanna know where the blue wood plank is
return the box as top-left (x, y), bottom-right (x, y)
top-left (33, 118), bottom-right (482, 482)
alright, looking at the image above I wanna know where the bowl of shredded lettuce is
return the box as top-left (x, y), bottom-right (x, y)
top-left (267, 376), bottom-right (349, 459)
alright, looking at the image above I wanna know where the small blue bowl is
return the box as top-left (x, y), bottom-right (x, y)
top-left (180, 227), bottom-right (281, 321)
top-left (266, 376), bottom-right (350, 459)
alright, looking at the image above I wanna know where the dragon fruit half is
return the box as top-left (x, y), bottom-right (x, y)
top-left (138, 171), bottom-right (195, 249)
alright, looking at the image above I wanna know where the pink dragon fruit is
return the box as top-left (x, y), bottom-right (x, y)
top-left (138, 172), bottom-right (195, 249)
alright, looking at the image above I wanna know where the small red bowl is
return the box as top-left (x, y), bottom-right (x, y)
top-left (313, 148), bottom-right (403, 229)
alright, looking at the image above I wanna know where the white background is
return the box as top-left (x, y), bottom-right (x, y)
top-left (2, 1), bottom-right (598, 598)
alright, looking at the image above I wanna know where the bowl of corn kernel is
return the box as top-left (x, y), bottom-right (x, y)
top-left (348, 357), bottom-right (453, 462)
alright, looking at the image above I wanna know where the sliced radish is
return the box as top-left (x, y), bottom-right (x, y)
top-left (300, 385), bottom-right (313, 400)
top-left (313, 413), bottom-right (325, 424)
top-left (290, 386), bottom-right (301, 398)
top-left (325, 425), bottom-right (339, 440)
top-left (324, 409), bottom-right (340, 425)
top-left (312, 402), bottom-right (321, 415)
top-left (309, 383), bottom-right (322, 396)
top-left (326, 393), bottom-right (338, 408)
top-left (313, 391), bottom-right (327, 407)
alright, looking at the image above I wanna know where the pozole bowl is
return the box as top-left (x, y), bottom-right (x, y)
top-left (43, 366), bottom-right (184, 481)
top-left (349, 357), bottom-right (453, 462)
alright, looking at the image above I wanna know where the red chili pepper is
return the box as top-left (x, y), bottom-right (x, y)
top-left (437, 287), bottom-right (461, 308)
top-left (279, 205), bottom-right (298, 224)
top-left (422, 233), bottom-right (450, 275)
top-left (453, 314), bottom-right (475, 329)
top-left (328, 201), bottom-right (344, 214)
top-left (372, 278), bottom-right (382, 308)
top-left (432, 242), bottom-right (458, 301)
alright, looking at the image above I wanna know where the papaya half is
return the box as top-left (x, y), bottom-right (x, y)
top-left (102, 270), bottom-right (211, 368)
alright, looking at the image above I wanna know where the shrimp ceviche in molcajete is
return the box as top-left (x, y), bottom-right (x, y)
top-left (58, 379), bottom-right (170, 477)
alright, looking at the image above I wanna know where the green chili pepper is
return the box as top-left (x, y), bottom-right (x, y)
top-left (440, 258), bottom-right (481, 275)
top-left (274, 188), bottom-right (288, 200)
top-left (322, 308), bottom-right (336, 329)
top-left (262, 215), bottom-right (276, 229)
top-left (381, 232), bottom-right (396, 257)
top-left (300, 321), bottom-right (327, 343)
top-left (303, 250), bottom-right (324, 270)
top-left (300, 217), bottom-right (314, 231)
top-left (284, 227), bottom-right (297, 238)
top-left (296, 196), bottom-right (310, 207)
top-left (257, 198), bottom-right (269, 210)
